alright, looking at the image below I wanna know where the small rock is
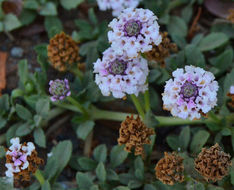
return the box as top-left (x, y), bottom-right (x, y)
top-left (10, 47), bottom-right (24, 58)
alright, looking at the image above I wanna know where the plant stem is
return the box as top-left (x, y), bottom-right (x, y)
top-left (92, 107), bottom-right (207, 126)
top-left (84, 131), bottom-right (93, 157)
top-left (66, 96), bottom-right (88, 116)
top-left (34, 169), bottom-right (45, 186)
top-left (130, 94), bottom-right (145, 118)
top-left (144, 90), bottom-right (151, 112)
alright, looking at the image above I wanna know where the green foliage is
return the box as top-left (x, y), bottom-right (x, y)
top-left (110, 145), bottom-right (129, 168)
top-left (60, 0), bottom-right (84, 10)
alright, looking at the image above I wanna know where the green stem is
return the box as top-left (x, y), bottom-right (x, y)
top-left (92, 107), bottom-right (211, 127)
top-left (84, 131), bottom-right (93, 157)
top-left (34, 169), bottom-right (45, 186)
top-left (66, 96), bottom-right (88, 116)
top-left (130, 94), bottom-right (145, 118)
top-left (144, 90), bottom-right (151, 112)
top-left (70, 67), bottom-right (83, 79)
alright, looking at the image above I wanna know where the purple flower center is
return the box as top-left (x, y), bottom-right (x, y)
top-left (180, 81), bottom-right (198, 101)
top-left (124, 20), bottom-right (142, 37)
top-left (50, 80), bottom-right (69, 96)
top-left (108, 59), bottom-right (127, 75)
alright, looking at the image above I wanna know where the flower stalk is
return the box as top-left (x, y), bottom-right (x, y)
top-left (66, 96), bottom-right (88, 116)
top-left (130, 94), bottom-right (145, 118)
top-left (34, 169), bottom-right (45, 186)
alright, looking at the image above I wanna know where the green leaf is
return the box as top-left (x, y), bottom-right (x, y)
top-left (43, 157), bottom-right (58, 180)
top-left (190, 130), bottom-right (210, 154)
top-left (16, 122), bottom-right (32, 136)
top-left (80, 41), bottom-right (99, 66)
top-left (19, 9), bottom-right (37, 25)
top-left (93, 144), bottom-right (107, 163)
top-left (39, 2), bottom-right (57, 16)
top-left (0, 116), bottom-right (6, 129)
top-left (179, 126), bottom-right (190, 151)
top-left (209, 49), bottom-right (233, 73)
top-left (0, 177), bottom-right (14, 190)
top-left (44, 16), bottom-right (63, 38)
top-left (223, 69), bottom-right (234, 99)
top-left (24, 0), bottom-right (39, 9)
top-left (15, 104), bottom-right (32, 120)
top-left (148, 69), bottom-right (162, 83)
top-left (60, 0), bottom-right (84, 10)
top-left (110, 145), bottom-right (128, 168)
top-left (0, 94), bottom-right (9, 113)
top-left (113, 186), bottom-right (130, 190)
top-left (0, 146), bottom-right (5, 158)
top-left (167, 16), bottom-right (187, 37)
top-left (144, 184), bottom-right (156, 190)
top-left (36, 98), bottom-right (50, 118)
top-left (50, 140), bottom-right (73, 180)
top-left (198, 32), bottom-right (229, 52)
top-left (76, 172), bottom-right (93, 189)
top-left (106, 169), bottom-right (119, 181)
top-left (6, 123), bottom-right (19, 146)
top-left (231, 159), bottom-right (234, 185)
top-left (96, 162), bottom-right (106, 182)
top-left (18, 59), bottom-right (28, 85)
top-left (3, 14), bottom-right (21, 31)
top-left (166, 135), bottom-right (180, 151)
top-left (128, 180), bottom-right (142, 189)
top-left (42, 181), bottom-right (51, 190)
top-left (88, 8), bottom-right (97, 25)
top-left (185, 44), bottom-right (205, 67)
top-left (76, 121), bottom-right (95, 140)
top-left (143, 110), bottom-right (158, 128)
top-left (90, 185), bottom-right (99, 190)
top-left (33, 128), bottom-right (46, 148)
top-left (78, 157), bottom-right (97, 171)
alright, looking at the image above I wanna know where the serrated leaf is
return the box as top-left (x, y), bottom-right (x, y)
top-left (110, 145), bottom-right (128, 168)
top-left (95, 162), bottom-right (106, 182)
top-left (198, 32), bottom-right (228, 52)
top-left (93, 144), bottom-right (107, 163)
top-left (33, 128), bottom-right (46, 148)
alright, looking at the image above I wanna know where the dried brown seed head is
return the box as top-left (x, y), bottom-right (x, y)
top-left (145, 32), bottom-right (178, 67)
top-left (118, 115), bottom-right (155, 157)
top-left (47, 32), bottom-right (80, 72)
top-left (194, 143), bottom-right (232, 182)
top-left (155, 152), bottom-right (184, 185)
top-left (227, 9), bottom-right (234, 24)
top-left (227, 92), bottom-right (234, 108)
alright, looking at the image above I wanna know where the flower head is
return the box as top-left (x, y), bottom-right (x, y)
top-left (97, 0), bottom-right (141, 16)
top-left (5, 137), bottom-right (43, 181)
top-left (227, 85), bottom-right (234, 108)
top-left (108, 8), bottom-right (162, 58)
top-left (195, 143), bottom-right (232, 182)
top-left (162, 66), bottom-right (219, 120)
top-left (93, 47), bottom-right (149, 98)
top-left (155, 152), bottom-right (184, 185)
top-left (49, 79), bottom-right (71, 101)
top-left (47, 32), bottom-right (80, 72)
top-left (118, 115), bottom-right (155, 156)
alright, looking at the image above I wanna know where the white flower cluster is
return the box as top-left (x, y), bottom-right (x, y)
top-left (5, 138), bottom-right (35, 178)
top-left (108, 8), bottom-right (162, 58)
top-left (162, 66), bottom-right (219, 120)
top-left (94, 47), bottom-right (148, 98)
top-left (230, 85), bottom-right (234, 94)
top-left (97, 0), bottom-right (141, 16)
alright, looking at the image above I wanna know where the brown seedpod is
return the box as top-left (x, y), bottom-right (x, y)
top-left (227, 9), bottom-right (234, 24)
top-left (118, 115), bottom-right (155, 157)
top-left (155, 152), bottom-right (185, 185)
top-left (145, 32), bottom-right (178, 67)
top-left (47, 32), bottom-right (80, 72)
top-left (194, 143), bottom-right (232, 182)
